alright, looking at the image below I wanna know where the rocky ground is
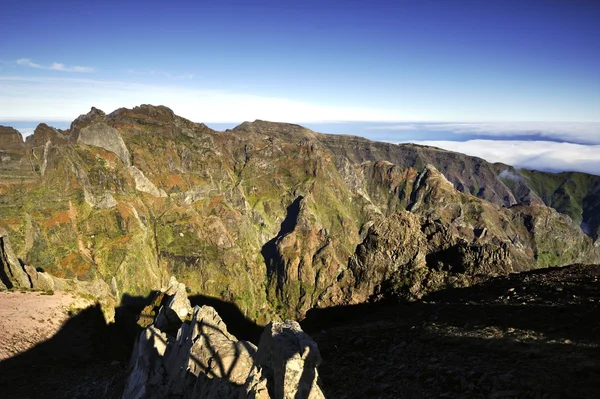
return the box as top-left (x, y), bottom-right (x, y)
top-left (308, 264), bottom-right (600, 398)
top-left (1, 264), bottom-right (598, 398)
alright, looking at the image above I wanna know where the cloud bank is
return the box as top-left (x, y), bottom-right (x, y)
top-left (405, 139), bottom-right (600, 176)
top-left (373, 122), bottom-right (600, 145)
top-left (16, 59), bottom-right (94, 73)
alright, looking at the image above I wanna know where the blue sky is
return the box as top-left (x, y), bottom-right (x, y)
top-left (1, 0), bottom-right (599, 173)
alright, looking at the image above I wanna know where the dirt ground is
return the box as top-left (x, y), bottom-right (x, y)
top-left (0, 290), bottom-right (128, 399)
top-left (0, 290), bottom-right (94, 360)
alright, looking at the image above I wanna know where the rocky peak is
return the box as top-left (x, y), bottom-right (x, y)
top-left (26, 123), bottom-right (68, 147)
top-left (0, 126), bottom-right (25, 150)
top-left (69, 107), bottom-right (107, 137)
top-left (106, 104), bottom-right (176, 126)
top-left (233, 120), bottom-right (318, 141)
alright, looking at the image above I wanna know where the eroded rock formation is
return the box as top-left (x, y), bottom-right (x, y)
top-left (124, 277), bottom-right (325, 399)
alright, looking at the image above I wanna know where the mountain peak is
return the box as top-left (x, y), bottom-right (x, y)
top-left (0, 126), bottom-right (25, 150)
top-left (232, 119), bottom-right (317, 140)
top-left (69, 107), bottom-right (106, 133)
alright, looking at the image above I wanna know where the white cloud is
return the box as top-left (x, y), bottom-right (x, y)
top-left (368, 124), bottom-right (420, 131)
top-left (0, 76), bottom-right (406, 123)
top-left (16, 58), bottom-right (94, 73)
top-left (372, 121), bottom-right (600, 144)
top-left (404, 139), bottom-right (600, 175)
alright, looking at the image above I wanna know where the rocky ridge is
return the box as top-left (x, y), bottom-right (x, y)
top-left (124, 277), bottom-right (324, 399)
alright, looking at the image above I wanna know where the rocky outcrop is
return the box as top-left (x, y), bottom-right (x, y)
top-left (256, 321), bottom-right (324, 399)
top-left (78, 122), bottom-right (132, 166)
top-left (0, 126), bottom-right (25, 151)
top-left (0, 232), bottom-right (31, 289)
top-left (26, 123), bottom-right (68, 148)
top-left (124, 277), bottom-right (324, 399)
top-left (129, 165), bottom-right (166, 197)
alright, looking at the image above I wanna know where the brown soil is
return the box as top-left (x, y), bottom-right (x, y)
top-left (308, 264), bottom-right (600, 398)
top-left (0, 290), bottom-right (93, 360)
top-left (0, 290), bottom-right (132, 399)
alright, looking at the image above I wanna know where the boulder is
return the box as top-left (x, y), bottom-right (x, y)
top-left (24, 265), bottom-right (55, 291)
top-left (256, 321), bottom-right (325, 399)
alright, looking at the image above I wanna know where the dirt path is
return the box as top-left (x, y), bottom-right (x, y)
top-left (0, 290), bottom-right (93, 360)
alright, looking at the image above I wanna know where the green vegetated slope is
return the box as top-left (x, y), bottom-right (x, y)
top-left (516, 169), bottom-right (600, 239)
top-left (0, 105), bottom-right (598, 323)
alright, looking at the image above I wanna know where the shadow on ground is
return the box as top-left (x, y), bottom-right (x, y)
top-left (0, 292), bottom-right (155, 399)
top-left (1, 265), bottom-right (598, 399)
top-left (0, 291), bottom-right (266, 399)
top-left (304, 264), bottom-right (600, 399)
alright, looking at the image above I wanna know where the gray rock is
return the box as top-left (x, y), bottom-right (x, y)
top-left (128, 166), bottom-right (166, 197)
top-left (24, 265), bottom-right (55, 291)
top-left (96, 193), bottom-right (118, 209)
top-left (123, 277), bottom-right (324, 399)
top-left (78, 122), bottom-right (131, 166)
top-left (256, 320), bottom-right (325, 399)
top-left (0, 233), bottom-right (31, 289)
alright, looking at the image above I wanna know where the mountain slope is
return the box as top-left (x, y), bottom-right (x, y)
top-left (0, 105), bottom-right (598, 322)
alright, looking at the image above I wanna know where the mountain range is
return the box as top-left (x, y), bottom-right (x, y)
top-left (1, 104), bottom-right (599, 323)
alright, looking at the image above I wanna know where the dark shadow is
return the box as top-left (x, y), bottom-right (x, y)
top-left (302, 299), bottom-right (398, 334)
top-left (0, 292), bottom-right (156, 399)
top-left (303, 264), bottom-right (600, 399)
top-left (189, 294), bottom-right (263, 344)
top-left (17, 258), bottom-right (34, 287)
top-left (261, 196), bottom-right (304, 281)
top-left (425, 245), bottom-right (467, 273)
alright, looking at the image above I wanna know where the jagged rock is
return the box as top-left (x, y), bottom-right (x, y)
top-left (96, 193), bottom-right (118, 209)
top-left (129, 165), bottom-right (167, 197)
top-left (0, 126), bottom-right (25, 150)
top-left (0, 233), bottom-right (31, 289)
top-left (155, 276), bottom-right (194, 330)
top-left (23, 265), bottom-right (55, 291)
top-left (26, 123), bottom-right (68, 148)
top-left (256, 321), bottom-right (325, 399)
top-left (124, 278), bottom-right (323, 399)
top-left (1, 105), bottom-right (600, 322)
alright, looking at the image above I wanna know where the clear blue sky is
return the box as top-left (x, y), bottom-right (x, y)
top-left (1, 0), bottom-right (599, 123)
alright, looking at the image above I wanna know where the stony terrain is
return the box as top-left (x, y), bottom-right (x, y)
top-left (308, 264), bottom-right (600, 398)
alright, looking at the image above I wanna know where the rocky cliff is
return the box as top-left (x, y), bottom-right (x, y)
top-left (0, 105), bottom-right (598, 322)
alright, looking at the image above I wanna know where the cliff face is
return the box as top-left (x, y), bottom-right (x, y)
top-left (0, 105), bottom-right (598, 322)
